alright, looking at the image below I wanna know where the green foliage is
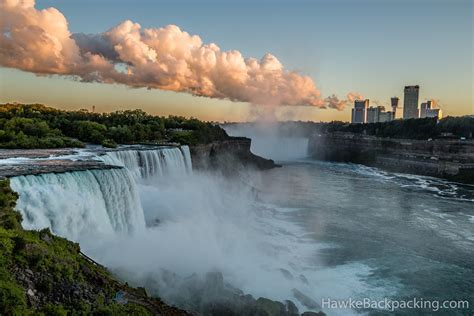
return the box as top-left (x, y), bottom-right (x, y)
top-left (38, 304), bottom-right (68, 316)
top-left (72, 121), bottom-right (107, 144)
top-left (170, 131), bottom-right (198, 145)
top-left (0, 103), bottom-right (229, 148)
top-left (0, 180), bottom-right (159, 315)
top-left (0, 116), bottom-right (84, 149)
top-left (0, 179), bottom-right (21, 230)
top-left (0, 280), bottom-right (28, 315)
top-left (101, 139), bottom-right (118, 148)
top-left (92, 303), bottom-right (153, 315)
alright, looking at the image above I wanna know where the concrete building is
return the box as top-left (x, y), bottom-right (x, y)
top-left (391, 97), bottom-right (399, 118)
top-left (420, 101), bottom-right (431, 118)
top-left (367, 105), bottom-right (395, 123)
top-left (351, 99), bottom-right (369, 124)
top-left (426, 108), bottom-right (443, 119)
top-left (403, 85), bottom-right (420, 119)
top-left (379, 111), bottom-right (394, 122)
top-left (367, 106), bottom-right (383, 123)
top-left (420, 100), bottom-right (443, 119)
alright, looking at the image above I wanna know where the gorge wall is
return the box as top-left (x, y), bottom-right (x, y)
top-left (308, 133), bottom-right (474, 183)
top-left (190, 137), bottom-right (279, 172)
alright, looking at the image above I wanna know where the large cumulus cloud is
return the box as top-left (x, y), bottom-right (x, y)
top-left (0, 0), bottom-right (361, 110)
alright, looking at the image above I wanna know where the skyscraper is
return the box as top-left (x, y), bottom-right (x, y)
top-left (351, 99), bottom-right (369, 124)
top-left (420, 100), bottom-right (443, 119)
top-left (391, 97), bottom-right (399, 118)
top-left (403, 85), bottom-right (420, 119)
top-left (420, 101), bottom-right (431, 118)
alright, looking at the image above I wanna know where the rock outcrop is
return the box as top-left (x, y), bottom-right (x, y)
top-left (308, 132), bottom-right (474, 183)
top-left (190, 137), bottom-right (279, 172)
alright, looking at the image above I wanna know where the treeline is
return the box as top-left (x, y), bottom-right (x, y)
top-left (320, 116), bottom-right (474, 139)
top-left (225, 116), bottom-right (474, 140)
top-left (0, 104), bottom-right (229, 148)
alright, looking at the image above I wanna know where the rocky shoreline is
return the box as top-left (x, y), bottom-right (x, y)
top-left (308, 132), bottom-right (474, 183)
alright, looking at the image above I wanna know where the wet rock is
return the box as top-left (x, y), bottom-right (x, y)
top-left (279, 268), bottom-right (294, 280)
top-left (256, 297), bottom-right (286, 316)
top-left (136, 286), bottom-right (149, 298)
top-left (301, 312), bottom-right (326, 316)
top-left (285, 300), bottom-right (299, 315)
top-left (299, 274), bottom-right (309, 285)
top-left (292, 289), bottom-right (321, 310)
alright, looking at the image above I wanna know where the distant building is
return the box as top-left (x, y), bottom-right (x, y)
top-left (426, 108), bottom-right (442, 119)
top-left (391, 97), bottom-right (399, 118)
top-left (403, 85), bottom-right (420, 119)
top-left (420, 100), bottom-right (442, 119)
top-left (379, 111), bottom-right (394, 122)
top-left (351, 99), bottom-right (369, 124)
top-left (367, 105), bottom-right (395, 123)
top-left (367, 106), bottom-right (382, 123)
top-left (420, 101), bottom-right (430, 118)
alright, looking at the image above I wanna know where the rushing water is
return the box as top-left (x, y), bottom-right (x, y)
top-left (10, 168), bottom-right (145, 239)
top-left (254, 160), bottom-right (474, 315)
top-left (5, 144), bottom-right (474, 315)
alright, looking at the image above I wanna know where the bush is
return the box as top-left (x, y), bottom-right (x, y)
top-left (72, 121), bottom-right (107, 144)
top-left (101, 139), bottom-right (117, 148)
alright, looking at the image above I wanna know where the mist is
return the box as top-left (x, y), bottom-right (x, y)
top-left (223, 123), bottom-right (310, 162)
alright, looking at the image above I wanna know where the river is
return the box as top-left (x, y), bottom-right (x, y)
top-left (6, 143), bottom-right (474, 315)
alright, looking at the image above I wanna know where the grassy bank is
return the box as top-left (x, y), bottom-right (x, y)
top-left (0, 179), bottom-right (187, 315)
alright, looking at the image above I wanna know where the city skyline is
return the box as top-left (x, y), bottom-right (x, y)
top-left (0, 0), bottom-right (472, 122)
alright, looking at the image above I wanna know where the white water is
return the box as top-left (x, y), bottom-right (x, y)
top-left (9, 146), bottom-right (192, 240)
top-left (10, 168), bottom-right (145, 240)
top-left (6, 145), bottom-right (375, 315)
top-left (100, 145), bottom-right (192, 181)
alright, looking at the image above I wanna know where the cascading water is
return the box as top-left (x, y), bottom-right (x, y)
top-left (10, 168), bottom-right (145, 241)
top-left (101, 146), bottom-right (192, 181)
top-left (6, 144), bottom-right (331, 314)
top-left (9, 145), bottom-right (192, 241)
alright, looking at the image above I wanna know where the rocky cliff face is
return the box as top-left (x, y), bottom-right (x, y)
top-left (190, 137), bottom-right (279, 172)
top-left (308, 133), bottom-right (474, 183)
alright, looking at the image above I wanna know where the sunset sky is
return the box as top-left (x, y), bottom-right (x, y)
top-left (0, 0), bottom-right (472, 122)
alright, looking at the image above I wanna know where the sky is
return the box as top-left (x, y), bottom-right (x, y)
top-left (0, 0), bottom-right (472, 122)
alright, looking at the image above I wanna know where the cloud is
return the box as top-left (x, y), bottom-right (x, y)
top-left (0, 0), bottom-right (360, 110)
top-left (324, 92), bottom-right (365, 110)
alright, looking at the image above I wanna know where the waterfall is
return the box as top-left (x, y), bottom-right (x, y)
top-left (8, 145), bottom-right (193, 242)
top-left (101, 146), bottom-right (192, 181)
top-left (10, 168), bottom-right (145, 241)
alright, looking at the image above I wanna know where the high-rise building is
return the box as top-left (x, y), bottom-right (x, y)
top-left (403, 85), bottom-right (420, 119)
top-left (367, 105), bottom-right (395, 123)
top-left (379, 111), bottom-right (394, 122)
top-left (426, 108), bottom-right (443, 119)
top-left (420, 101), bottom-right (431, 118)
top-left (351, 99), bottom-right (369, 124)
top-left (420, 100), bottom-right (442, 119)
top-left (391, 97), bottom-right (399, 118)
top-left (367, 106), bottom-right (385, 123)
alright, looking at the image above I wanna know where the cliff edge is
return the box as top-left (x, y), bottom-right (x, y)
top-left (308, 132), bottom-right (474, 183)
top-left (190, 137), bottom-right (279, 172)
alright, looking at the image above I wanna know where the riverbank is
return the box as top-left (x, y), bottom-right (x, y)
top-left (308, 132), bottom-right (474, 183)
